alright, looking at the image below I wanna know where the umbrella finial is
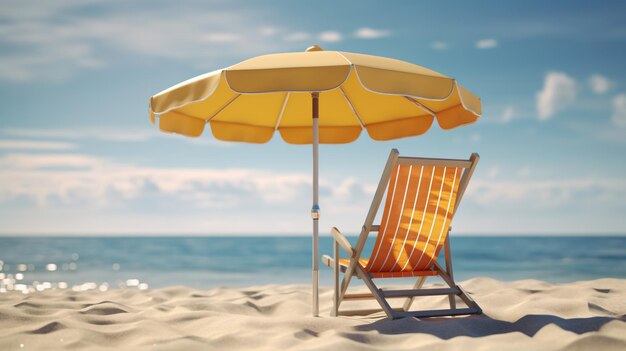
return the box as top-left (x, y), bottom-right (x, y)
top-left (306, 44), bottom-right (323, 52)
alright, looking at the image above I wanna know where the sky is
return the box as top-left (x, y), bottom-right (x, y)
top-left (0, 0), bottom-right (625, 235)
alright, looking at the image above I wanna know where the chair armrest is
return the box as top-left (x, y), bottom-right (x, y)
top-left (331, 227), bottom-right (354, 257)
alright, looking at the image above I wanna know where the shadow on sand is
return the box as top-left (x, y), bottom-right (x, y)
top-left (354, 313), bottom-right (626, 339)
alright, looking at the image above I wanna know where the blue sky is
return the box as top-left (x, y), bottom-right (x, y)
top-left (0, 0), bottom-right (625, 235)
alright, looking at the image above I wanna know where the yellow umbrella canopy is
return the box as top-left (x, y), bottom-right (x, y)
top-left (149, 45), bottom-right (481, 143)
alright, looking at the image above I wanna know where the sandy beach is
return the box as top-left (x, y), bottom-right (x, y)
top-left (1, 277), bottom-right (624, 350)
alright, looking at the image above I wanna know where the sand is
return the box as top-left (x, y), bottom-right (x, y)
top-left (1, 278), bottom-right (625, 350)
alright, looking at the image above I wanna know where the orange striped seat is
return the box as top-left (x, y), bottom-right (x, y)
top-left (360, 163), bottom-right (462, 278)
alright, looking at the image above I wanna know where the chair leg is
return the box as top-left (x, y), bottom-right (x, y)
top-left (332, 240), bottom-right (339, 317)
top-left (444, 235), bottom-right (456, 310)
top-left (402, 276), bottom-right (426, 311)
top-left (448, 293), bottom-right (456, 310)
top-left (355, 266), bottom-right (395, 319)
top-left (457, 285), bottom-right (482, 313)
top-left (434, 261), bottom-right (482, 313)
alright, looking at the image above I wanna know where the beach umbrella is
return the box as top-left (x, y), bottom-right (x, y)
top-left (148, 45), bottom-right (482, 316)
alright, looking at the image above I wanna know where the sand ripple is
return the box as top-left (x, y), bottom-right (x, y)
top-left (0, 278), bottom-right (625, 350)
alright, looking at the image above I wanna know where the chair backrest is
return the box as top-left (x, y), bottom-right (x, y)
top-left (363, 150), bottom-right (479, 274)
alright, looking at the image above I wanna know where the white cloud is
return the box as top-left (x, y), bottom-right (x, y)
top-left (612, 93), bottom-right (626, 127)
top-left (482, 105), bottom-right (539, 124)
top-left (0, 152), bottom-right (374, 210)
top-left (467, 177), bottom-right (626, 209)
top-left (318, 31), bottom-right (342, 43)
top-left (486, 166), bottom-right (499, 178)
top-left (0, 153), bottom-right (105, 170)
top-left (0, 153), bottom-right (307, 207)
top-left (0, 0), bottom-right (95, 20)
top-left (476, 38), bottom-right (498, 49)
top-left (431, 41), bottom-right (448, 50)
top-left (284, 31), bottom-right (311, 42)
top-left (565, 120), bottom-right (626, 144)
top-left (500, 106), bottom-right (515, 123)
top-left (354, 27), bottom-right (391, 39)
top-left (588, 74), bottom-right (614, 94)
top-left (0, 152), bottom-right (378, 234)
top-left (0, 140), bottom-right (76, 150)
top-left (536, 72), bottom-right (578, 120)
top-left (259, 26), bottom-right (278, 37)
top-left (1, 127), bottom-right (160, 142)
top-left (412, 163), bottom-right (626, 234)
top-left (202, 33), bottom-right (241, 43)
top-left (0, 1), bottom-right (290, 82)
top-left (0, 42), bottom-right (103, 81)
top-left (519, 167), bottom-right (531, 177)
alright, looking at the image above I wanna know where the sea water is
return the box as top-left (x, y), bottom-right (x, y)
top-left (1, 236), bottom-right (625, 293)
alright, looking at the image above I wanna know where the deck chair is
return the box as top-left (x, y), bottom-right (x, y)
top-left (322, 149), bottom-right (481, 319)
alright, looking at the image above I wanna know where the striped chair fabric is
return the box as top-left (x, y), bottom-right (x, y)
top-left (339, 164), bottom-right (462, 278)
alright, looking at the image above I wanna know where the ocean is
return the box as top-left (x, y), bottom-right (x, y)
top-left (1, 236), bottom-right (625, 293)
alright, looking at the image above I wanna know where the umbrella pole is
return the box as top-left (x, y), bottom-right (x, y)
top-left (311, 92), bottom-right (320, 317)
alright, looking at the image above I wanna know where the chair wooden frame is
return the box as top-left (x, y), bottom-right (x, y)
top-left (322, 149), bottom-right (482, 319)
